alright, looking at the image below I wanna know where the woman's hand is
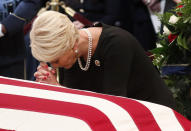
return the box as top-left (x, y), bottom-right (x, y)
top-left (34, 62), bottom-right (60, 86)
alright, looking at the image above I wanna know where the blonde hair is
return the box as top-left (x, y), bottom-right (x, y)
top-left (30, 11), bottom-right (79, 62)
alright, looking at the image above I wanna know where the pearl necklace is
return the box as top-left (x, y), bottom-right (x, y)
top-left (78, 29), bottom-right (93, 71)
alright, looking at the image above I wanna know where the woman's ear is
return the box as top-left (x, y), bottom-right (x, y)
top-left (73, 42), bottom-right (78, 51)
top-left (73, 41), bottom-right (79, 58)
top-left (73, 37), bottom-right (80, 50)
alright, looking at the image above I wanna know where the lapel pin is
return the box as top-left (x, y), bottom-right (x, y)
top-left (95, 60), bottom-right (101, 66)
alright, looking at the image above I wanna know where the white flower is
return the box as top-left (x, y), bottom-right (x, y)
top-left (156, 43), bottom-right (162, 48)
top-left (169, 15), bottom-right (180, 24)
top-left (163, 26), bottom-right (171, 35)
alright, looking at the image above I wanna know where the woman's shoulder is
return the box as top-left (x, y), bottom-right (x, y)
top-left (101, 24), bottom-right (140, 48)
top-left (94, 23), bottom-right (144, 57)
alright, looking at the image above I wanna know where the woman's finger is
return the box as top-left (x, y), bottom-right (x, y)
top-left (37, 62), bottom-right (49, 71)
top-left (40, 62), bottom-right (48, 67)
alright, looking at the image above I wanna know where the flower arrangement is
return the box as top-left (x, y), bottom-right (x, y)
top-left (151, 0), bottom-right (191, 68)
top-left (151, 0), bottom-right (191, 120)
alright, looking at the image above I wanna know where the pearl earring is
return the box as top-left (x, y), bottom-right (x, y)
top-left (74, 49), bottom-right (79, 58)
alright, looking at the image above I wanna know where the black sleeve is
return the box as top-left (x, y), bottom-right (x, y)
top-left (101, 34), bottom-right (135, 97)
top-left (1, 0), bottom-right (43, 36)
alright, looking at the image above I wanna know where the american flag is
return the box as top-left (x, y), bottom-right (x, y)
top-left (0, 76), bottom-right (190, 131)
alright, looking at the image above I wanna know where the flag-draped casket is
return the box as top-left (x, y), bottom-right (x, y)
top-left (0, 76), bottom-right (190, 131)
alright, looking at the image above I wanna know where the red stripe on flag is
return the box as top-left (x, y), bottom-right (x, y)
top-left (0, 129), bottom-right (15, 131)
top-left (0, 93), bottom-right (116, 131)
top-left (173, 110), bottom-right (191, 131)
top-left (0, 77), bottom-right (163, 130)
top-left (1, 77), bottom-right (190, 130)
top-left (0, 77), bottom-right (161, 130)
top-left (105, 98), bottom-right (162, 131)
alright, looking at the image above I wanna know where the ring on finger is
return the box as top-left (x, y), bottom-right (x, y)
top-left (48, 66), bottom-right (52, 71)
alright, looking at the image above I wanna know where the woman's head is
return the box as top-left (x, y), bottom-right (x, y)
top-left (30, 11), bottom-right (79, 63)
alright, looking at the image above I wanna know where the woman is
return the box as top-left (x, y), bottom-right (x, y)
top-left (30, 11), bottom-right (175, 109)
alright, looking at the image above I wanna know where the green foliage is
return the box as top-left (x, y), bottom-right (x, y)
top-left (151, 0), bottom-right (191, 120)
top-left (163, 74), bottom-right (191, 120)
top-left (151, 0), bottom-right (191, 67)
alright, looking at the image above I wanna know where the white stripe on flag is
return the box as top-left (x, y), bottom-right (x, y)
top-left (136, 100), bottom-right (184, 131)
top-left (0, 108), bottom-right (92, 131)
top-left (0, 84), bottom-right (139, 131)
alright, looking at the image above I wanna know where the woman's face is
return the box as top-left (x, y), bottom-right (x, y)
top-left (50, 49), bottom-right (77, 69)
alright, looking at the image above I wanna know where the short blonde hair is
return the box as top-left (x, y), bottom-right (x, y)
top-left (30, 11), bottom-right (79, 62)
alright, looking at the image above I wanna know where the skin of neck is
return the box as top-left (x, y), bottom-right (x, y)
top-left (78, 29), bottom-right (89, 59)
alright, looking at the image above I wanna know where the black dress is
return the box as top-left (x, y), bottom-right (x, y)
top-left (61, 23), bottom-right (176, 109)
